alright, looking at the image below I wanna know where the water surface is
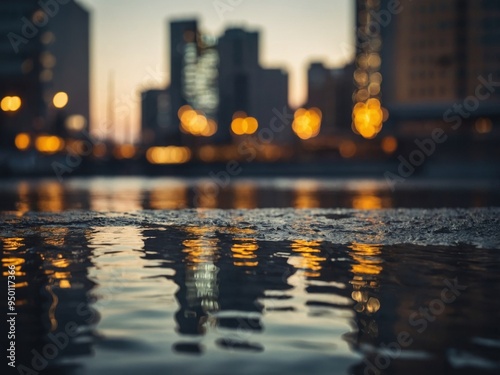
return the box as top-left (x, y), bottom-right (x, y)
top-left (2, 178), bottom-right (500, 375)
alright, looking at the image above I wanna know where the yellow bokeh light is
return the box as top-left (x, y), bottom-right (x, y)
top-left (15, 133), bottom-right (31, 150)
top-left (35, 135), bottom-right (64, 154)
top-left (146, 146), bottom-right (191, 165)
top-left (292, 107), bottom-right (322, 140)
top-left (231, 115), bottom-right (258, 135)
top-left (178, 106), bottom-right (215, 137)
top-left (352, 99), bottom-right (385, 139)
top-left (202, 119), bottom-right (218, 137)
top-left (1, 96), bottom-right (22, 112)
top-left (53, 92), bottom-right (68, 108)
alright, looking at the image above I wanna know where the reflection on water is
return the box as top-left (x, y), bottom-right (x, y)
top-left (2, 219), bottom-right (500, 375)
top-left (0, 177), bottom-right (499, 213)
top-left (1, 179), bottom-right (500, 374)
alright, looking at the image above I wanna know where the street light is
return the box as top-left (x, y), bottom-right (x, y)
top-left (1, 96), bottom-right (22, 112)
top-left (53, 92), bottom-right (68, 108)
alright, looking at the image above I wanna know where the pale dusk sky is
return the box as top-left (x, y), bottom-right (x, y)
top-left (77, 0), bottom-right (355, 142)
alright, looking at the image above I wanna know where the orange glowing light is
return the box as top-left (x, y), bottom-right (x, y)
top-left (352, 99), bottom-right (385, 139)
top-left (381, 136), bottom-right (398, 154)
top-left (53, 92), bottom-right (68, 108)
top-left (475, 118), bottom-right (492, 134)
top-left (292, 107), bottom-right (322, 140)
top-left (1, 96), bottom-right (22, 112)
top-left (146, 146), bottom-right (191, 165)
top-left (15, 133), bottom-right (31, 150)
top-left (231, 115), bottom-right (259, 135)
top-left (339, 140), bottom-right (357, 158)
top-left (35, 135), bottom-right (64, 154)
top-left (178, 106), bottom-right (216, 137)
top-left (114, 144), bottom-right (136, 159)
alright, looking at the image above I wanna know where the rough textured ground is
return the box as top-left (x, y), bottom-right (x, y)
top-left (2, 208), bottom-right (499, 249)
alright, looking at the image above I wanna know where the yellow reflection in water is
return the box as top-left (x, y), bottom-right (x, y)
top-left (349, 243), bottom-right (383, 276)
top-left (289, 240), bottom-right (325, 278)
top-left (349, 243), bottom-right (382, 317)
top-left (38, 182), bottom-right (64, 212)
top-left (182, 226), bottom-right (220, 315)
top-left (232, 238), bottom-right (259, 267)
top-left (352, 194), bottom-right (383, 210)
top-left (89, 181), bottom-right (142, 211)
top-left (293, 181), bottom-right (320, 208)
top-left (2, 237), bottom-right (26, 277)
top-left (149, 185), bottom-right (187, 209)
top-left (233, 183), bottom-right (257, 209)
top-left (2, 237), bottom-right (24, 251)
top-left (16, 182), bottom-right (30, 215)
top-left (43, 227), bottom-right (68, 247)
top-left (194, 182), bottom-right (219, 209)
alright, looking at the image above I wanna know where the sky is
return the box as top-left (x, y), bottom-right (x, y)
top-left (77, 0), bottom-right (354, 143)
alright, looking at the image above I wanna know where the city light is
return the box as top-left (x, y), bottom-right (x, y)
top-left (381, 136), bottom-right (398, 154)
top-left (1, 96), bottom-right (22, 112)
top-left (231, 112), bottom-right (258, 135)
top-left (146, 146), bottom-right (191, 164)
top-left (339, 140), bottom-right (357, 158)
top-left (113, 144), bottom-right (137, 159)
top-left (475, 118), bottom-right (493, 134)
top-left (35, 135), bottom-right (65, 154)
top-left (178, 105), bottom-right (217, 136)
top-left (292, 107), bottom-right (322, 140)
top-left (65, 115), bottom-right (87, 131)
top-left (352, 98), bottom-right (384, 139)
top-left (53, 92), bottom-right (68, 109)
top-left (14, 133), bottom-right (31, 150)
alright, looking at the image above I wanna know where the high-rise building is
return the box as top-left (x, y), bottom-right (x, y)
top-left (378, 0), bottom-right (500, 137)
top-left (352, 0), bottom-right (386, 140)
top-left (0, 0), bottom-right (90, 148)
top-left (168, 19), bottom-right (219, 144)
top-left (141, 88), bottom-right (171, 146)
top-left (218, 28), bottom-right (289, 143)
top-left (307, 62), bottom-right (355, 135)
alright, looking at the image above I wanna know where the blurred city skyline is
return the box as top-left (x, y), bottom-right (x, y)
top-left (78, 0), bottom-right (354, 143)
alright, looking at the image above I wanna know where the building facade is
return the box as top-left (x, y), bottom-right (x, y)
top-left (0, 0), bottom-right (90, 148)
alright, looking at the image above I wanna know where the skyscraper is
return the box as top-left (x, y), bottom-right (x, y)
top-left (307, 62), bottom-right (355, 135)
top-left (218, 28), bottom-right (289, 143)
top-left (141, 88), bottom-right (171, 146)
top-left (379, 0), bottom-right (500, 136)
top-left (0, 0), bottom-right (90, 148)
top-left (168, 19), bottom-right (219, 144)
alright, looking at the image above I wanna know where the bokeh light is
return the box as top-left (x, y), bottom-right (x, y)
top-left (292, 107), bottom-right (322, 140)
top-left (53, 92), bottom-right (68, 109)
top-left (35, 135), bottom-right (65, 154)
top-left (178, 105), bottom-right (217, 137)
top-left (352, 99), bottom-right (385, 139)
top-left (14, 133), bottom-right (31, 150)
top-left (1, 96), bottom-right (22, 112)
top-left (231, 113), bottom-right (259, 135)
top-left (146, 146), bottom-right (191, 164)
top-left (381, 136), bottom-right (398, 154)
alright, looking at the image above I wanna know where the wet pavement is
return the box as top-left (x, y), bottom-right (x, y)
top-left (1, 177), bottom-right (500, 375)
